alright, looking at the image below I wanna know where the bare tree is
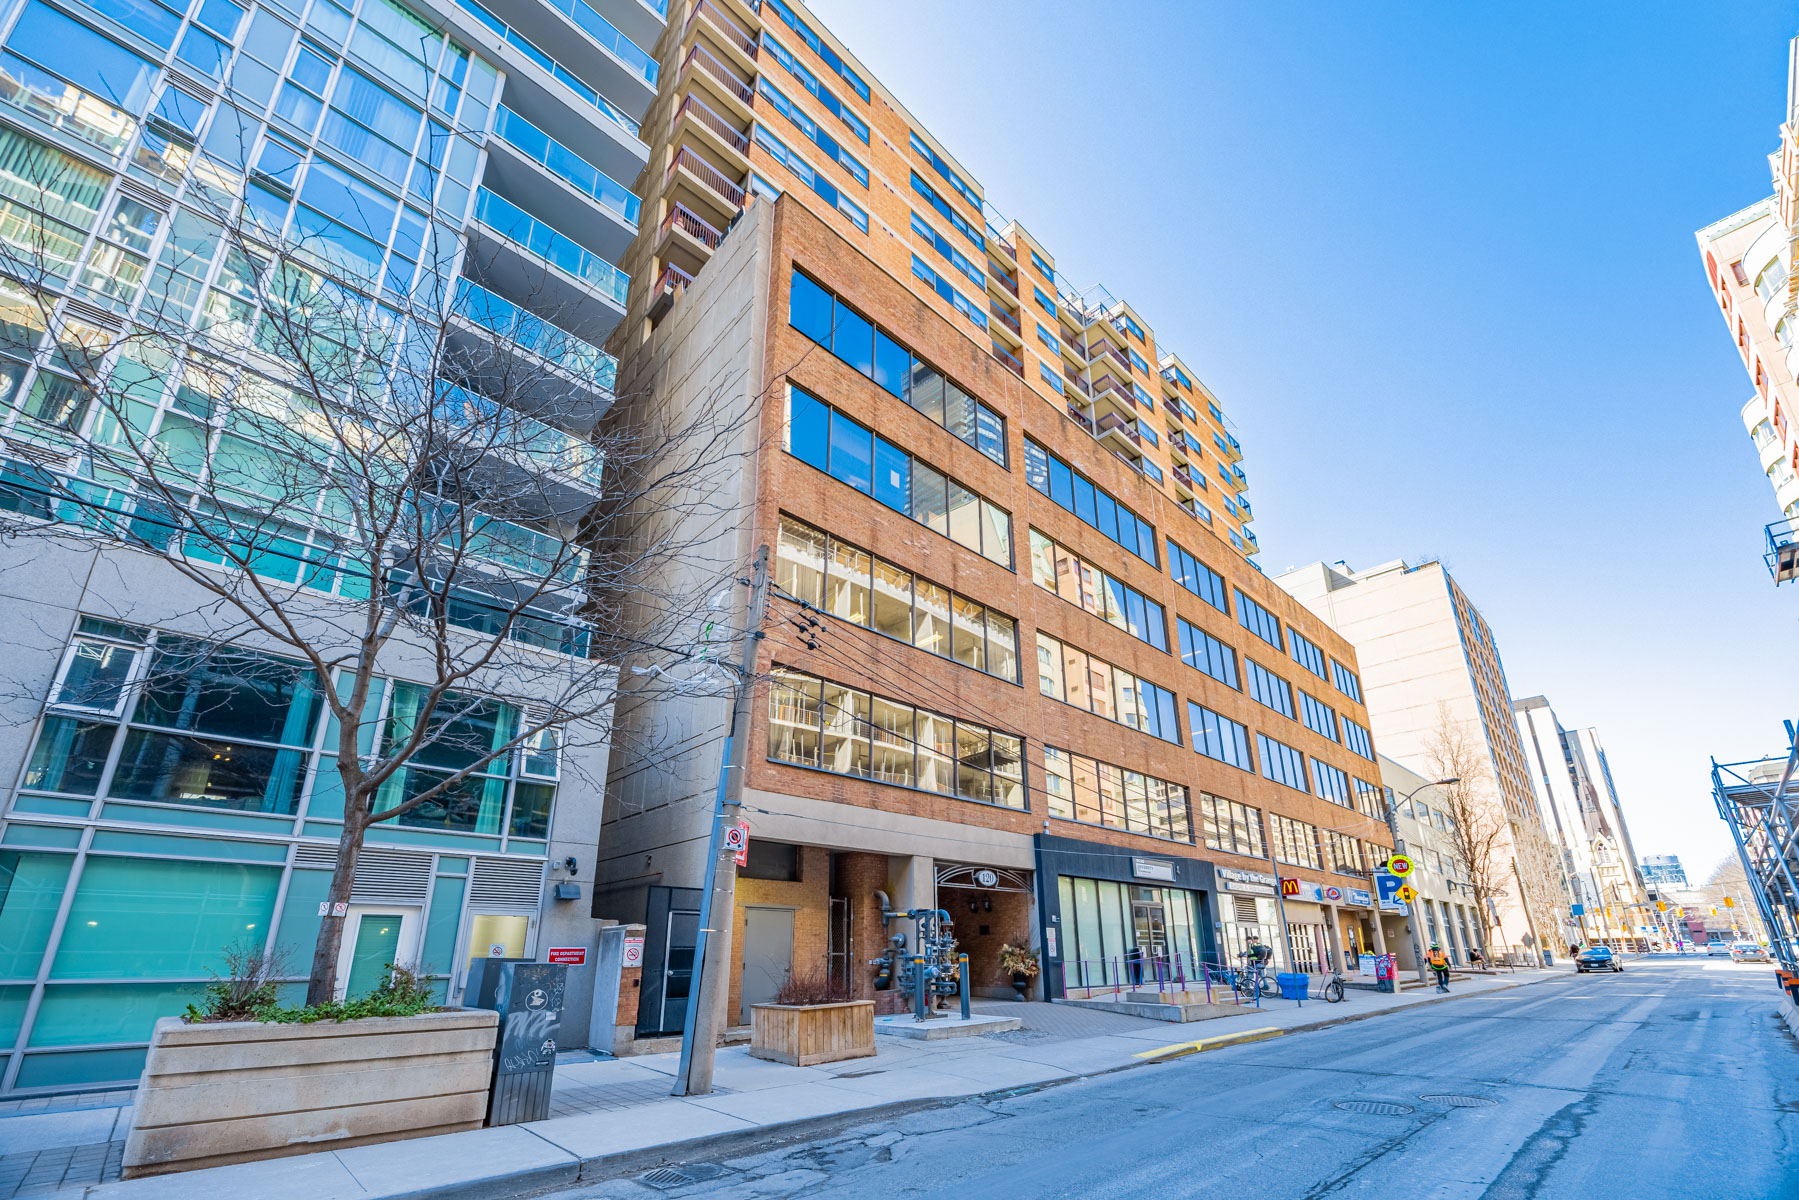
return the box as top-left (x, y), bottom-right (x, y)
top-left (0, 146), bottom-right (757, 1003)
top-left (1423, 703), bottom-right (1511, 957)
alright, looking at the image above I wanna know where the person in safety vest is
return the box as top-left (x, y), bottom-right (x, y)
top-left (1427, 942), bottom-right (1451, 992)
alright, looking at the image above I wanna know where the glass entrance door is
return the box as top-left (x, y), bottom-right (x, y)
top-left (334, 905), bottom-right (420, 1001)
top-left (1132, 902), bottom-right (1167, 958)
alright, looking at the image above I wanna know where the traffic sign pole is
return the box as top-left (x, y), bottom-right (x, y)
top-left (1381, 796), bottom-right (1430, 984)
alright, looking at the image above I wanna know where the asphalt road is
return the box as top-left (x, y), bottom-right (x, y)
top-left (562, 957), bottom-right (1799, 1200)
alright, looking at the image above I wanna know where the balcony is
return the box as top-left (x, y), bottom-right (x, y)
top-left (670, 91), bottom-right (750, 168)
top-left (1096, 412), bottom-right (1142, 450)
top-left (434, 382), bottom-right (603, 505)
top-left (1222, 431), bottom-right (1243, 462)
top-left (993, 302), bottom-right (1021, 340)
top-left (685, 0), bottom-right (759, 71)
top-left (658, 200), bottom-right (725, 274)
top-left (991, 342), bottom-right (1023, 377)
top-left (647, 261), bottom-right (695, 322)
top-left (1063, 372), bottom-right (1090, 399)
top-left (455, 0), bottom-right (645, 147)
top-left (447, 278), bottom-right (615, 429)
top-left (680, 42), bottom-right (755, 119)
top-left (1090, 375), bottom-right (1135, 420)
top-left (1091, 340), bottom-right (1131, 376)
top-left (465, 188), bottom-right (628, 344)
top-left (486, 106), bottom-right (638, 263)
top-left (1768, 516), bottom-right (1799, 583)
top-left (1064, 403), bottom-right (1096, 435)
top-left (666, 144), bottom-right (746, 219)
top-left (1171, 462), bottom-right (1196, 494)
top-left (498, 0), bottom-right (659, 114)
top-left (991, 267), bottom-right (1019, 298)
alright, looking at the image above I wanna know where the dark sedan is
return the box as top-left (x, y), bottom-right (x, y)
top-left (1575, 945), bottom-right (1623, 973)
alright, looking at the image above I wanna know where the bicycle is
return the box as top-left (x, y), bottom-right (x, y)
top-left (1233, 951), bottom-right (1278, 1002)
top-left (1323, 968), bottom-right (1347, 1003)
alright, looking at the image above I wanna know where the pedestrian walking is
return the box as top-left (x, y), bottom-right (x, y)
top-left (1427, 942), bottom-right (1451, 992)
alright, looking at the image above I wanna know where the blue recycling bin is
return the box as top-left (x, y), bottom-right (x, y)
top-left (1276, 972), bottom-right (1309, 1001)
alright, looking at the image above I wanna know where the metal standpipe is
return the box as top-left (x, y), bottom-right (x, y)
top-left (912, 956), bottom-right (928, 1021)
top-left (958, 953), bottom-right (970, 1020)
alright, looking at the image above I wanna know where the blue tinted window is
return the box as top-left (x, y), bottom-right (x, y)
top-left (1177, 618), bottom-right (1238, 689)
top-left (787, 386), bottom-right (828, 470)
top-left (1125, 592), bottom-right (1146, 640)
top-left (8, 2), bottom-right (155, 110)
top-left (832, 303), bottom-right (873, 376)
top-left (1190, 703), bottom-right (1251, 771)
top-left (1246, 659), bottom-right (1293, 718)
top-left (1094, 493), bottom-right (1119, 542)
top-left (828, 410), bottom-right (872, 494)
top-left (872, 328), bottom-right (908, 399)
top-left (1144, 600), bottom-right (1167, 652)
top-left (1136, 519), bottom-right (1157, 566)
top-left (1235, 588), bottom-right (1282, 649)
top-left (976, 407), bottom-right (1005, 464)
top-left (1048, 457), bottom-right (1074, 511)
top-left (1024, 440), bottom-right (1049, 493)
top-left (1071, 475), bottom-right (1096, 526)
top-left (1115, 512), bottom-right (1139, 557)
top-left (873, 436), bottom-right (909, 512)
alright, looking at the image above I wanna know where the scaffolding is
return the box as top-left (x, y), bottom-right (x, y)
top-left (1713, 722), bottom-right (1799, 969)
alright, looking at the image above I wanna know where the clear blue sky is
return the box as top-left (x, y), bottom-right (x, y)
top-left (810, 0), bottom-right (1797, 881)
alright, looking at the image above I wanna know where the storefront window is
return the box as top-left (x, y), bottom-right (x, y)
top-left (1057, 875), bottom-right (1204, 989)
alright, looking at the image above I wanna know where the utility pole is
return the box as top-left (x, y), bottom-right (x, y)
top-left (671, 546), bottom-right (769, 1098)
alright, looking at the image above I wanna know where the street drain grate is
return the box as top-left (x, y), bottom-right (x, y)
top-left (641, 1164), bottom-right (726, 1190)
top-left (1332, 1100), bottom-right (1415, 1116)
top-left (1420, 1094), bottom-right (1500, 1108)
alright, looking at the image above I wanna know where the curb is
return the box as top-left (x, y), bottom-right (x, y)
top-left (85, 974), bottom-right (1569, 1200)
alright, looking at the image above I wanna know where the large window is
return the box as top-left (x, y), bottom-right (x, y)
top-left (1289, 629), bottom-right (1326, 678)
top-left (1022, 437), bottom-right (1158, 568)
top-left (776, 514), bottom-right (1018, 684)
top-left (1167, 539), bottom-right (1227, 612)
top-left (1257, 733), bottom-right (1308, 792)
top-left (1314, 760), bottom-right (1351, 806)
top-left (788, 272), bottom-right (1006, 466)
top-left (766, 666), bottom-right (1023, 808)
top-left (1269, 813), bottom-right (1321, 869)
top-left (1354, 777), bottom-right (1386, 819)
top-left (1197, 794), bottom-right (1263, 858)
top-left (785, 385), bottom-right (1012, 567)
top-left (1028, 529), bottom-right (1167, 651)
top-left (1342, 716), bottom-right (1374, 760)
top-left (1189, 702), bottom-right (1252, 772)
top-left (1234, 588), bottom-right (1282, 649)
top-left (763, 33), bottom-right (866, 142)
top-left (1324, 829), bottom-right (1367, 876)
top-left (1176, 618), bottom-right (1238, 689)
top-left (1331, 658), bottom-right (1363, 703)
top-left (910, 254), bottom-right (987, 332)
top-left (1042, 746), bottom-right (1190, 843)
top-left (19, 621), bottom-right (561, 837)
top-left (1300, 691), bottom-right (1339, 742)
top-left (755, 127), bottom-right (867, 231)
top-left (1245, 659), bottom-right (1293, 719)
top-left (1035, 631), bottom-right (1180, 744)
top-left (757, 79), bottom-right (866, 186)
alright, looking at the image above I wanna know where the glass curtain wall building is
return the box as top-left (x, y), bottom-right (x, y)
top-left (0, 0), bottom-right (659, 1093)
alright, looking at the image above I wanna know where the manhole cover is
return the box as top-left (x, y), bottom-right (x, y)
top-left (1332, 1100), bottom-right (1415, 1116)
top-left (1420, 1094), bottom-right (1500, 1108)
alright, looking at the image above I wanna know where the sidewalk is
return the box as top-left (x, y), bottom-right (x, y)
top-left (6, 968), bottom-right (1561, 1200)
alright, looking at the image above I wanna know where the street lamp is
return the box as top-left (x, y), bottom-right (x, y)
top-left (1384, 778), bottom-right (1458, 983)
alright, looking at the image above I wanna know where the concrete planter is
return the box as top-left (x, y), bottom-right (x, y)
top-left (749, 1000), bottom-right (876, 1067)
top-left (122, 1008), bottom-right (499, 1179)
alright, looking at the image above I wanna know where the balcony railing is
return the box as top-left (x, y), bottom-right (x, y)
top-left (1767, 515), bottom-right (1799, 583)
top-left (474, 188), bottom-right (629, 306)
top-left (994, 268), bottom-right (1019, 297)
top-left (1063, 372), bottom-right (1090, 398)
top-left (989, 305), bottom-right (1021, 335)
top-left (457, 0), bottom-right (641, 136)
top-left (991, 342), bottom-right (1023, 377)
top-left (1065, 404), bottom-right (1095, 435)
top-left (682, 42), bottom-right (753, 106)
top-left (494, 106), bottom-right (640, 226)
top-left (1097, 412), bottom-right (1142, 447)
top-left (667, 144), bottom-right (746, 206)
top-left (657, 262), bottom-right (696, 294)
top-left (543, 0), bottom-right (659, 84)
top-left (434, 382), bottom-right (603, 485)
top-left (687, 0), bottom-right (758, 59)
top-left (1171, 462), bottom-right (1194, 489)
top-left (673, 91), bottom-right (750, 155)
top-left (662, 200), bottom-right (724, 249)
top-left (451, 278), bottom-right (617, 391)
top-left (1093, 375), bottom-right (1135, 409)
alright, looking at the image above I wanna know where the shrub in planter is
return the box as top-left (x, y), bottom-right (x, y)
top-left (123, 953), bottom-right (497, 1178)
top-left (750, 970), bottom-right (876, 1067)
top-left (999, 943), bottom-right (1040, 1001)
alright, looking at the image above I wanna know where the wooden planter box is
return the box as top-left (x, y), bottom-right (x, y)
top-left (122, 1008), bottom-right (499, 1179)
top-left (749, 1000), bottom-right (876, 1067)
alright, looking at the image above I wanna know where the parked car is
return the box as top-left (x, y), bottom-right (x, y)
top-left (1705, 940), bottom-right (1732, 957)
top-left (1730, 942), bottom-right (1771, 963)
top-left (1575, 945), bottom-right (1623, 973)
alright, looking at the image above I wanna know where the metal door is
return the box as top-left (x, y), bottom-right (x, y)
top-left (333, 906), bottom-right (420, 1002)
top-left (740, 907), bottom-right (795, 1024)
top-left (638, 886), bottom-right (701, 1037)
top-left (826, 896), bottom-right (852, 993)
top-left (1131, 902), bottom-right (1168, 958)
